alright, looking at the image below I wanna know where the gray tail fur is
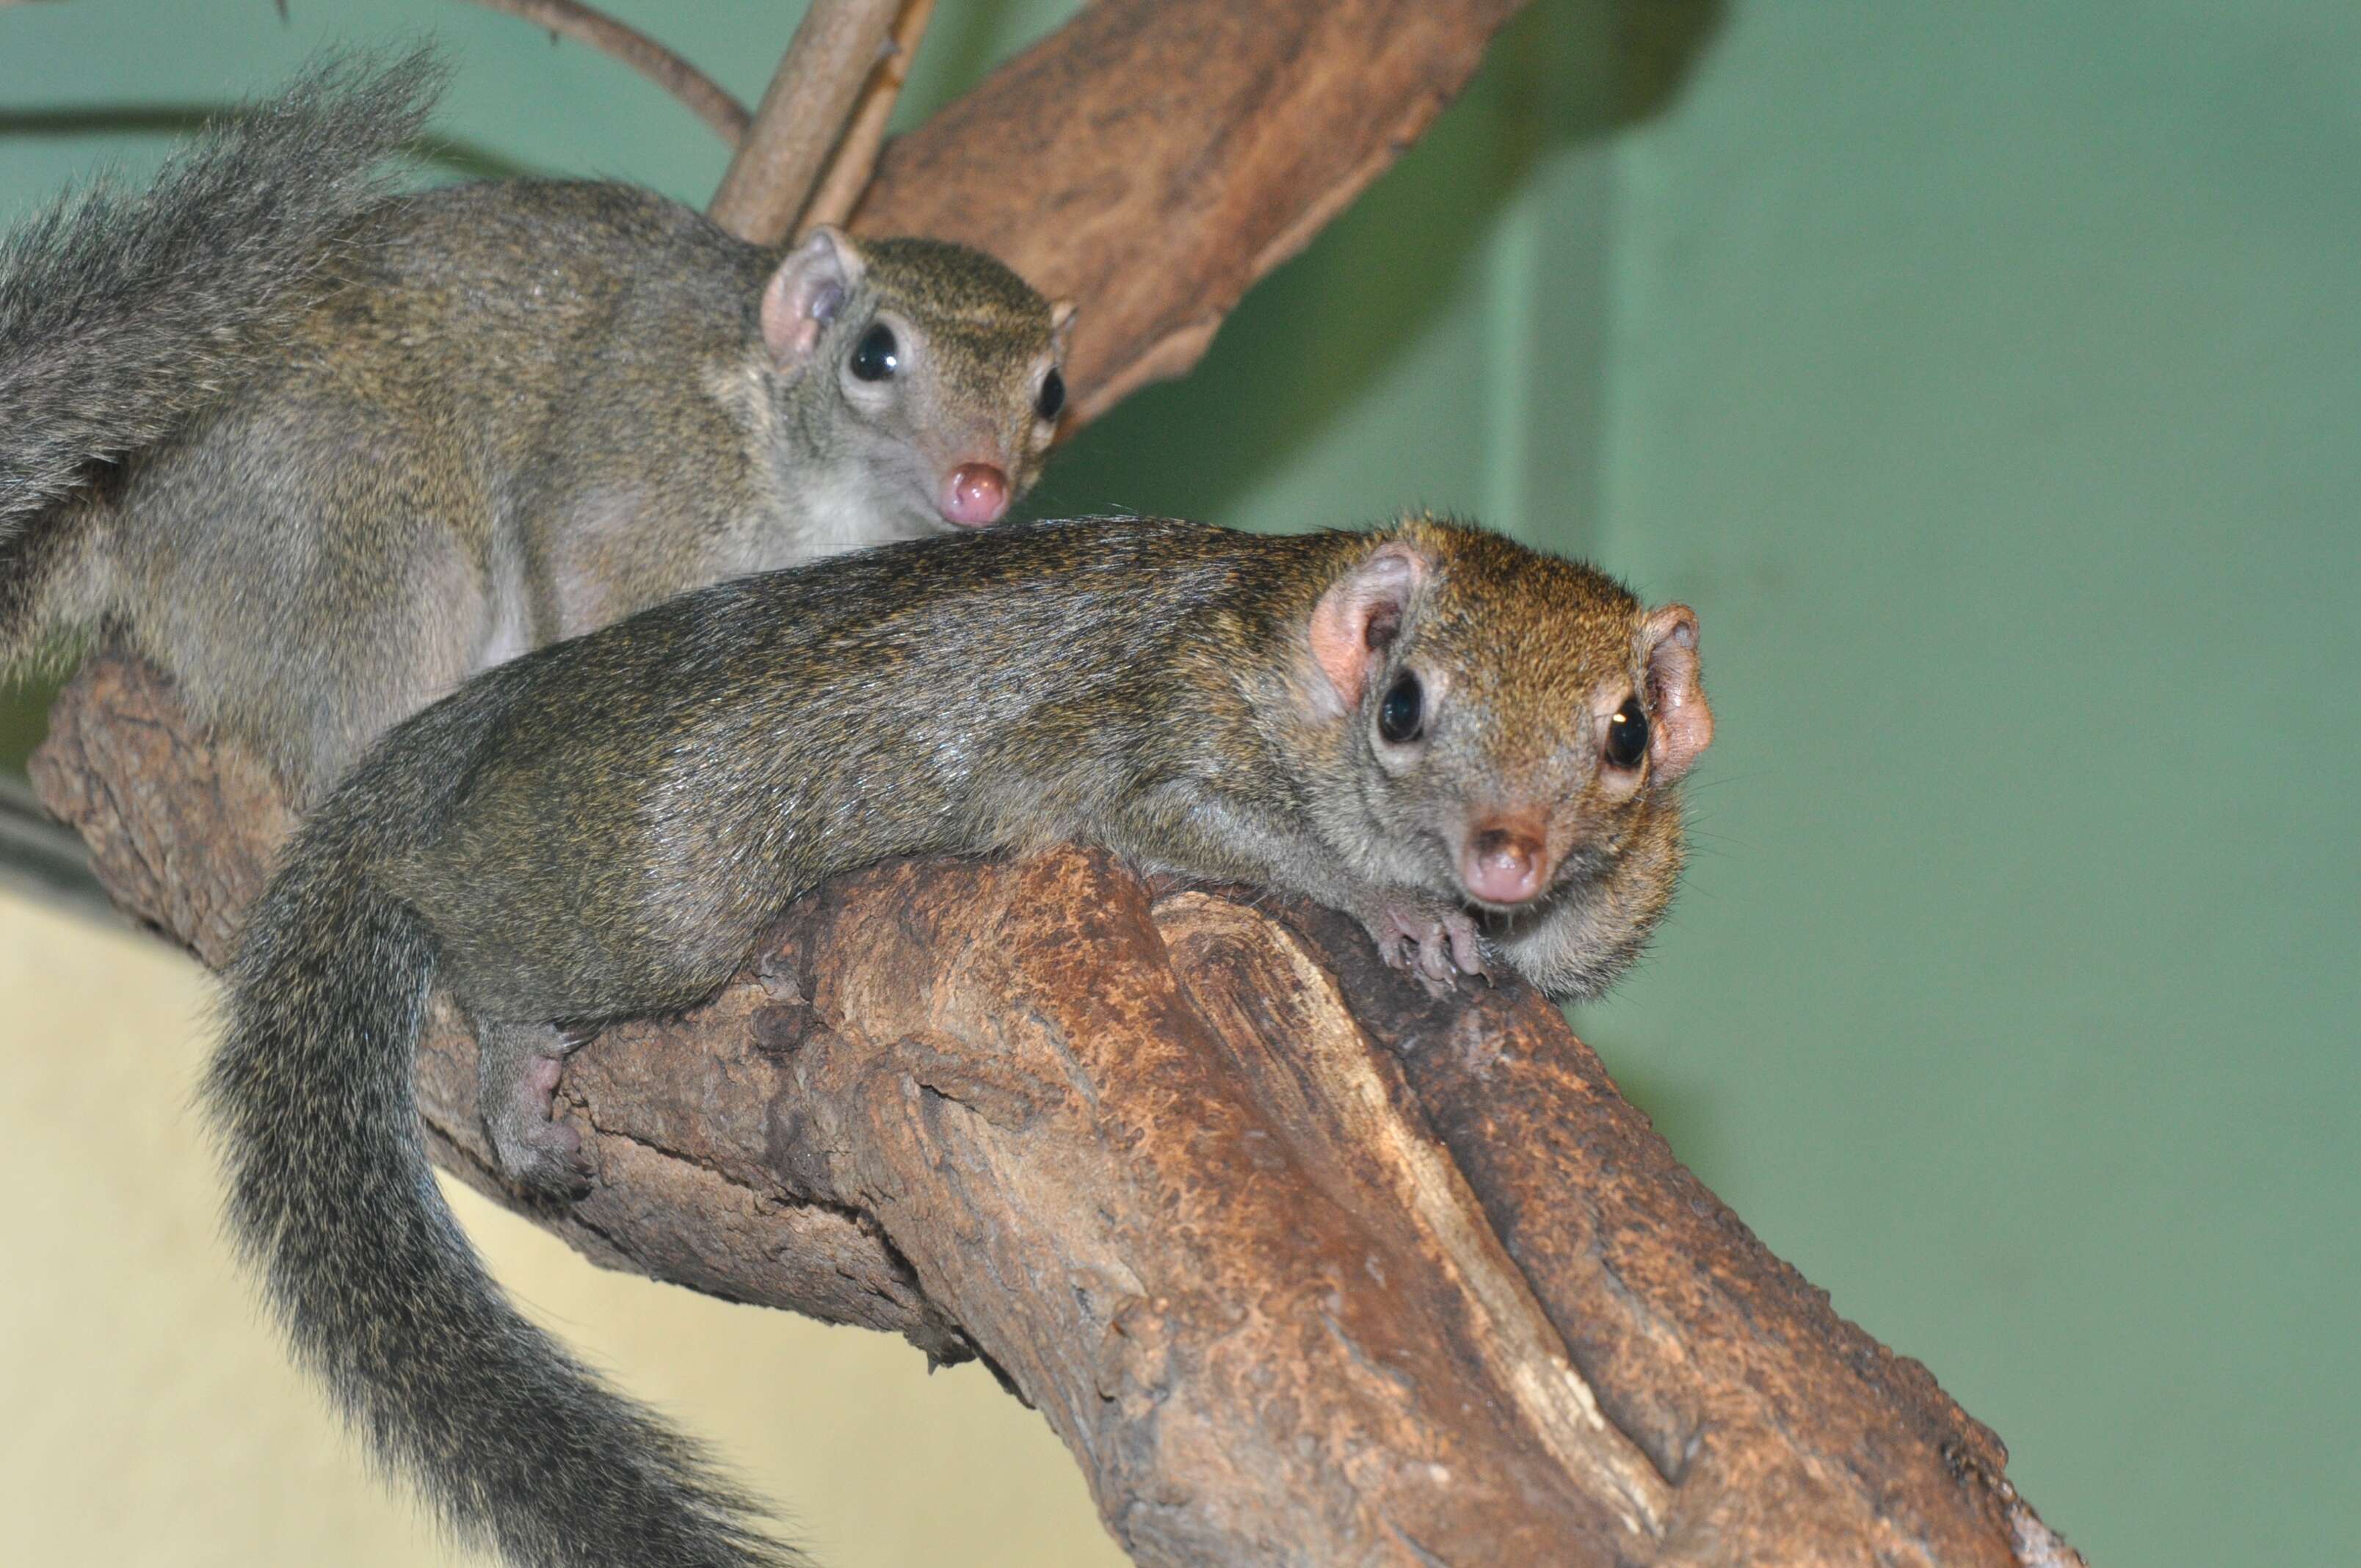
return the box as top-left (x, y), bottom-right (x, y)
top-left (204, 826), bottom-right (802, 1568)
top-left (0, 48), bottom-right (443, 540)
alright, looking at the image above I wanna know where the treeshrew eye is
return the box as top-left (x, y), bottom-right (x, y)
top-left (1036, 368), bottom-right (1065, 421)
top-left (1378, 670), bottom-right (1425, 744)
top-left (849, 323), bottom-right (899, 381)
top-left (1604, 694), bottom-right (1649, 769)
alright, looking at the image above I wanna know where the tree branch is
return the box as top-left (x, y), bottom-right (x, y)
top-left (707, 0), bottom-right (899, 244)
top-left (0, 3), bottom-right (752, 142)
top-left (32, 650), bottom-right (2082, 1567)
top-left (465, 0), bottom-right (755, 144)
top-left (850, 0), bottom-right (1532, 424)
top-left (801, 0), bottom-right (934, 231)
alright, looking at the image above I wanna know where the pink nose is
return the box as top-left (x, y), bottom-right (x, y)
top-left (1459, 819), bottom-right (1549, 906)
top-left (943, 463), bottom-right (1009, 528)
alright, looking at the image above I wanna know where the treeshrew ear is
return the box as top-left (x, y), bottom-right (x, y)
top-left (1306, 540), bottom-right (1428, 715)
top-left (1639, 605), bottom-right (1713, 783)
top-left (1049, 299), bottom-right (1078, 356)
top-left (760, 225), bottom-right (865, 367)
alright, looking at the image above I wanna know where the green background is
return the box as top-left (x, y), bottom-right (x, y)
top-left (4, 2), bottom-right (2354, 1562)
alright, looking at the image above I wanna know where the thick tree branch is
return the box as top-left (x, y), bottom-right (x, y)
top-left (852, 0), bottom-right (1530, 424)
top-left (32, 655), bottom-right (2083, 1566)
top-left (707, 0), bottom-right (899, 244)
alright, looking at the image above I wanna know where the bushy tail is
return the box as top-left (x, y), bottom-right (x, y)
top-left (204, 831), bottom-right (802, 1568)
top-left (0, 48), bottom-right (443, 536)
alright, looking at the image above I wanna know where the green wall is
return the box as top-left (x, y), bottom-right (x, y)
top-left (4, 3), bottom-right (2355, 1564)
top-left (1581, 3), bottom-right (2361, 1562)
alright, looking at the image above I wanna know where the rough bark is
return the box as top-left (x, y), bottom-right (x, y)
top-left (28, 653), bottom-right (2082, 1568)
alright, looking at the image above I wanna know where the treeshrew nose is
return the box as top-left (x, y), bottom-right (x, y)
top-left (943, 462), bottom-right (1009, 527)
top-left (1460, 821), bottom-right (1548, 905)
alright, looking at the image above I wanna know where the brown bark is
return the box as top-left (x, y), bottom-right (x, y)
top-left (707, 0), bottom-right (900, 244)
top-left (802, 0), bottom-right (935, 231)
top-left (849, 0), bottom-right (1531, 424)
top-left (29, 653), bottom-right (2081, 1567)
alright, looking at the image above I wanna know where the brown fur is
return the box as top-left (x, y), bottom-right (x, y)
top-left (208, 512), bottom-right (1710, 1568)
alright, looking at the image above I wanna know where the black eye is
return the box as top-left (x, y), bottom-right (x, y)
top-left (1604, 694), bottom-right (1649, 769)
top-left (1036, 368), bottom-right (1065, 421)
top-left (1377, 670), bottom-right (1424, 744)
top-left (849, 323), bottom-right (899, 381)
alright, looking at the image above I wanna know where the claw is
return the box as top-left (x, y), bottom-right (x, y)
top-left (493, 1062), bottom-right (592, 1197)
top-left (481, 1022), bottom-right (594, 1197)
top-left (1443, 915), bottom-right (1490, 982)
top-left (1367, 898), bottom-right (1487, 995)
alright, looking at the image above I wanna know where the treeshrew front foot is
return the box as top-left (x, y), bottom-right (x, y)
top-left (1366, 898), bottom-right (1490, 997)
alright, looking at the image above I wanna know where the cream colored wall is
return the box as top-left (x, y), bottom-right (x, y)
top-left (0, 890), bottom-right (1125, 1567)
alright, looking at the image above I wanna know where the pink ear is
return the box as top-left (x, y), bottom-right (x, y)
top-left (1049, 299), bottom-right (1078, 355)
top-left (760, 226), bottom-right (863, 366)
top-left (1640, 605), bottom-right (1713, 783)
top-left (1307, 542), bottom-right (1427, 713)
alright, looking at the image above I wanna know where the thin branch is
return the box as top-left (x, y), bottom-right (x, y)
top-left (708, 0), bottom-right (899, 245)
top-left (802, 0), bottom-right (935, 231)
top-left (457, 0), bottom-right (752, 145)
